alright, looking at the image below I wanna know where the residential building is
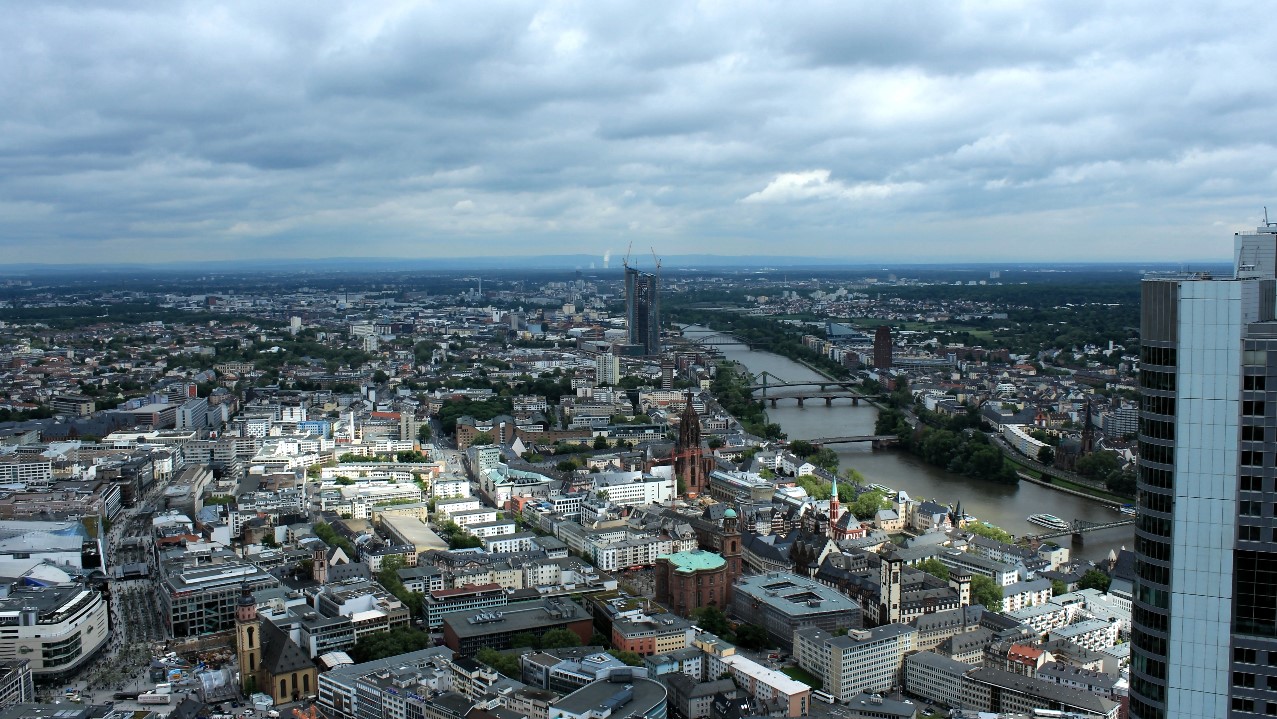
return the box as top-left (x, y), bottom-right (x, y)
top-left (0, 662), bottom-right (32, 710)
top-left (611, 613), bottom-right (695, 657)
top-left (697, 639), bottom-right (811, 718)
top-left (596, 354), bottom-right (621, 387)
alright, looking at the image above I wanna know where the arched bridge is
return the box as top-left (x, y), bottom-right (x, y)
top-left (758, 389), bottom-right (866, 407)
top-left (682, 332), bottom-right (753, 349)
top-left (1024, 518), bottom-right (1135, 546)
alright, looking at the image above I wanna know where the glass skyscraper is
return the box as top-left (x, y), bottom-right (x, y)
top-left (1132, 223), bottom-right (1277, 719)
top-left (625, 265), bottom-right (660, 356)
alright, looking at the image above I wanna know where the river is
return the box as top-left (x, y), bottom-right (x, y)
top-left (683, 325), bottom-right (1133, 562)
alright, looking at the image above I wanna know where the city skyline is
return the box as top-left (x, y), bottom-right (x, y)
top-left (4, 3), bottom-right (1277, 265)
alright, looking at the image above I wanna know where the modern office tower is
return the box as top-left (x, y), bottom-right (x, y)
top-left (874, 325), bottom-right (893, 369)
top-left (1132, 254), bottom-right (1277, 719)
top-left (625, 266), bottom-right (660, 355)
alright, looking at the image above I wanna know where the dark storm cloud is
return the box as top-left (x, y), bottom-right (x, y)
top-left (2, 1), bottom-right (1276, 263)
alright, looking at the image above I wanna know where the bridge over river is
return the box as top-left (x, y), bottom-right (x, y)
top-left (1022, 517), bottom-right (1135, 546)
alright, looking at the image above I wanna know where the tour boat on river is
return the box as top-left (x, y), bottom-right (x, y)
top-left (1027, 513), bottom-right (1070, 531)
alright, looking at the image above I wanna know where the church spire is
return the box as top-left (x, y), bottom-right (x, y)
top-left (829, 472), bottom-right (841, 529)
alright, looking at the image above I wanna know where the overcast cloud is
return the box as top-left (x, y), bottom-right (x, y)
top-left (3, 1), bottom-right (1276, 265)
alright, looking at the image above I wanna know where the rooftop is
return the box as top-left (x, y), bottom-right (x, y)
top-left (659, 549), bottom-right (726, 573)
top-left (734, 572), bottom-right (862, 616)
top-left (441, 598), bottom-right (587, 638)
top-left (551, 677), bottom-right (668, 718)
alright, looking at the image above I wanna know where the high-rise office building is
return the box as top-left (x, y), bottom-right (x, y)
top-left (874, 325), bottom-right (893, 369)
top-left (595, 353), bottom-right (620, 386)
top-left (1131, 221), bottom-right (1277, 719)
top-left (625, 266), bottom-right (660, 356)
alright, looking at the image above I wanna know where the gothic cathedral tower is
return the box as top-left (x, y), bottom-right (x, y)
top-left (675, 391), bottom-right (704, 495)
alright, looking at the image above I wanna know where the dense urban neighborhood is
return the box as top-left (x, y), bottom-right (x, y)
top-left (0, 264), bottom-right (1150, 719)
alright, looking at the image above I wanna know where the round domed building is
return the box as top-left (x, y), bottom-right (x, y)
top-left (654, 548), bottom-right (729, 618)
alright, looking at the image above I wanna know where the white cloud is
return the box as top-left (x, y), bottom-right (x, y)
top-left (742, 170), bottom-right (922, 204)
top-left (1, 1), bottom-right (1275, 262)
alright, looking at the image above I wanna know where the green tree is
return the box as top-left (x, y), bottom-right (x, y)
top-left (511, 632), bottom-right (540, 649)
top-left (691, 606), bottom-right (732, 637)
top-left (475, 647), bottom-right (523, 678)
top-left (607, 650), bottom-right (644, 667)
top-left (351, 626), bottom-right (433, 662)
top-left (541, 628), bottom-right (582, 649)
top-left (707, 437), bottom-right (724, 449)
top-left (1051, 579), bottom-right (1069, 596)
top-left (313, 522), bottom-right (356, 557)
top-left (733, 623), bottom-right (770, 650)
top-left (788, 440), bottom-right (817, 457)
top-left (593, 435), bottom-right (609, 450)
top-left (966, 522), bottom-right (1014, 544)
top-left (970, 575), bottom-right (1004, 609)
top-left (1037, 446), bottom-right (1055, 465)
top-left (1077, 569), bottom-right (1112, 593)
top-left (470, 431), bottom-right (494, 446)
top-left (917, 558), bottom-right (950, 581)
top-left (849, 490), bottom-right (891, 519)
top-left (1075, 451), bottom-right (1120, 478)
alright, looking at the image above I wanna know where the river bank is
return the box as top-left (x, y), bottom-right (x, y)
top-left (683, 324), bottom-right (1134, 560)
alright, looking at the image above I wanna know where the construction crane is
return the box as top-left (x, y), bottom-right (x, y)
top-left (622, 241), bottom-right (634, 269)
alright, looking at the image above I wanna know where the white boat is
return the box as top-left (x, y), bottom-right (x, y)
top-left (868, 483), bottom-right (894, 495)
top-left (1028, 513), bottom-right (1070, 531)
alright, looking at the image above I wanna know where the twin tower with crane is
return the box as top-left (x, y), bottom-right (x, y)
top-left (621, 242), bottom-right (662, 357)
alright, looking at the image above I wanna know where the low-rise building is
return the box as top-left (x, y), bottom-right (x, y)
top-left (998, 577), bottom-right (1053, 612)
top-left (440, 597), bottom-right (594, 655)
top-left (1047, 619), bottom-right (1120, 652)
top-left (700, 647), bottom-right (812, 718)
top-left (793, 625), bottom-right (915, 702)
top-left (521, 647), bottom-right (644, 694)
top-left (424, 583), bottom-right (508, 630)
top-left (904, 651), bottom-right (969, 710)
top-left (961, 666), bottom-right (1119, 719)
top-left (158, 546), bottom-right (279, 638)
top-left (550, 677), bottom-right (669, 719)
top-left (0, 585), bottom-right (107, 677)
top-left (730, 572), bottom-right (862, 649)
top-left (612, 613), bottom-right (696, 657)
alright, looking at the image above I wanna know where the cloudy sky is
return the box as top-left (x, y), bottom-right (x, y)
top-left (4, 2), bottom-right (1277, 265)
